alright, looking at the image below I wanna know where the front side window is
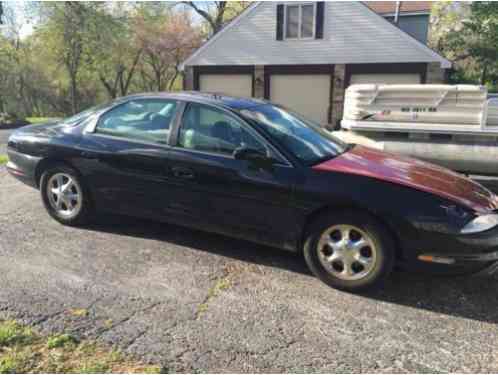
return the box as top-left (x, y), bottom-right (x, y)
top-left (178, 103), bottom-right (266, 156)
top-left (96, 99), bottom-right (177, 144)
top-left (240, 104), bottom-right (348, 165)
top-left (285, 3), bottom-right (315, 39)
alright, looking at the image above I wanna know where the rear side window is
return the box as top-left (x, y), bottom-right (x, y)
top-left (96, 99), bottom-right (177, 144)
top-left (177, 103), bottom-right (266, 156)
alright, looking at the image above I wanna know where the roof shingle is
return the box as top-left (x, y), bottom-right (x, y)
top-left (364, 1), bottom-right (432, 15)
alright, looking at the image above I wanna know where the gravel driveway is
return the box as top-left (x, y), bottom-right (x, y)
top-left (2, 166), bottom-right (498, 372)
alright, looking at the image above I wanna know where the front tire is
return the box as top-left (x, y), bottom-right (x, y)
top-left (40, 165), bottom-right (93, 226)
top-left (303, 211), bottom-right (395, 292)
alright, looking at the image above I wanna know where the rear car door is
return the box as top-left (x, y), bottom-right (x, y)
top-left (76, 98), bottom-right (179, 219)
top-left (165, 102), bottom-right (299, 249)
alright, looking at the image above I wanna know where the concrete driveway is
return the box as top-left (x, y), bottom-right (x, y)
top-left (2, 165), bottom-right (498, 372)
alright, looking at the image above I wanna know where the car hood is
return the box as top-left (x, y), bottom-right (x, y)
top-left (313, 145), bottom-right (498, 213)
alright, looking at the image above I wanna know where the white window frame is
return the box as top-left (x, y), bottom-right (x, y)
top-left (283, 3), bottom-right (316, 40)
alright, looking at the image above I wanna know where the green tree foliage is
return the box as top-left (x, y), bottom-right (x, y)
top-left (0, 1), bottom-right (249, 118)
top-left (430, 1), bottom-right (498, 90)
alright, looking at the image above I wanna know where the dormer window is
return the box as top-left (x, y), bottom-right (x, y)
top-left (276, 2), bottom-right (324, 41)
top-left (285, 3), bottom-right (315, 39)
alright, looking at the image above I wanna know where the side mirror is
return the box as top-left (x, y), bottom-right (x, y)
top-left (233, 146), bottom-right (274, 169)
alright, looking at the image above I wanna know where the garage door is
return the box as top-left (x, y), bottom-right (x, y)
top-left (270, 75), bottom-right (330, 125)
top-left (199, 74), bottom-right (252, 98)
top-left (350, 74), bottom-right (421, 85)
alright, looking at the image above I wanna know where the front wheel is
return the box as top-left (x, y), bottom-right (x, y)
top-left (40, 165), bottom-right (93, 226)
top-left (303, 211), bottom-right (395, 292)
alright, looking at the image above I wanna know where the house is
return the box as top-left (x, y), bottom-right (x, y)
top-left (181, 2), bottom-right (450, 128)
top-left (364, 1), bottom-right (432, 44)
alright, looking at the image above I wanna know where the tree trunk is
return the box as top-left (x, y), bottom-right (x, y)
top-left (70, 74), bottom-right (78, 114)
top-left (100, 75), bottom-right (118, 99)
top-left (168, 68), bottom-right (179, 91)
top-left (120, 49), bottom-right (142, 96)
top-left (480, 64), bottom-right (488, 85)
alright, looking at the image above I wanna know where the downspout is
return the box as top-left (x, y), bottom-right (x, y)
top-left (394, 1), bottom-right (402, 25)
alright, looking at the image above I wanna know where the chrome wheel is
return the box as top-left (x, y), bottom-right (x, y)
top-left (46, 173), bottom-right (82, 219)
top-left (317, 224), bottom-right (377, 281)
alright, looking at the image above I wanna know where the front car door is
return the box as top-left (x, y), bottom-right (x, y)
top-left (165, 101), bottom-right (299, 250)
top-left (76, 98), bottom-right (179, 218)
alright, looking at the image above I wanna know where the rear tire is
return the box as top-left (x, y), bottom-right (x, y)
top-left (303, 210), bottom-right (395, 292)
top-left (40, 165), bottom-right (93, 226)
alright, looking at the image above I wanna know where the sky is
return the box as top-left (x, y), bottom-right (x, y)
top-left (1, 1), bottom-right (35, 38)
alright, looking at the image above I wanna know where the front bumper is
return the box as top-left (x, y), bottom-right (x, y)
top-left (400, 224), bottom-right (498, 274)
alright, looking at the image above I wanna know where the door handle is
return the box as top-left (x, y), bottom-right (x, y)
top-left (171, 167), bottom-right (194, 179)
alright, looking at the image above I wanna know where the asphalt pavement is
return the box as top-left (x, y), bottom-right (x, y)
top-left (2, 165), bottom-right (498, 372)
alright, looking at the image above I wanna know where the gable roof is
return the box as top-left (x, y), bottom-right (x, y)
top-left (364, 1), bottom-right (432, 15)
top-left (180, 2), bottom-right (450, 70)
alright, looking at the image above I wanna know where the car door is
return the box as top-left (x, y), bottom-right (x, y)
top-left (165, 101), bottom-right (299, 249)
top-left (76, 98), bottom-right (179, 219)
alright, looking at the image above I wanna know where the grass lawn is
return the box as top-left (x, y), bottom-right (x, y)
top-left (0, 155), bottom-right (7, 165)
top-left (0, 320), bottom-right (163, 373)
top-left (26, 117), bottom-right (59, 124)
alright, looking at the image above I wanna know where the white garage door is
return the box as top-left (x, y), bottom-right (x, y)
top-left (270, 75), bottom-right (330, 125)
top-left (350, 73), bottom-right (421, 85)
top-left (199, 74), bottom-right (252, 98)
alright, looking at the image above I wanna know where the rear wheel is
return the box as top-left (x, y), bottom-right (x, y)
top-left (40, 165), bottom-right (93, 225)
top-left (303, 211), bottom-right (395, 292)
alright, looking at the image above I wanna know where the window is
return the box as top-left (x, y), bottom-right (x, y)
top-left (178, 103), bottom-right (266, 156)
top-left (285, 3), bottom-right (315, 39)
top-left (96, 99), bottom-right (177, 144)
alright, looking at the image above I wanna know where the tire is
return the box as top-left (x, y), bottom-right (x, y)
top-left (40, 164), bottom-right (93, 226)
top-left (303, 210), bottom-right (395, 292)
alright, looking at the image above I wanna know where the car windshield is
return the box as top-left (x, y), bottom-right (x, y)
top-left (240, 104), bottom-right (349, 165)
top-left (60, 101), bottom-right (116, 126)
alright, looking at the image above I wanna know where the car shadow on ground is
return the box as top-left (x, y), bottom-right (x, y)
top-left (84, 214), bottom-right (498, 324)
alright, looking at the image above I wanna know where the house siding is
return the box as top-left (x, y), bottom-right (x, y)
top-left (384, 14), bottom-right (430, 44)
top-left (185, 2), bottom-right (448, 67)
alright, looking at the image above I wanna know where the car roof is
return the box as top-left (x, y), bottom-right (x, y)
top-left (121, 91), bottom-right (269, 111)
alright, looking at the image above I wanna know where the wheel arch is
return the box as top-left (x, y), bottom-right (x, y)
top-left (300, 204), bottom-right (404, 260)
top-left (35, 158), bottom-right (78, 188)
top-left (36, 157), bottom-right (96, 210)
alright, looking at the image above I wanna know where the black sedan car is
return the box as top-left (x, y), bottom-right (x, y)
top-left (6, 92), bottom-right (498, 291)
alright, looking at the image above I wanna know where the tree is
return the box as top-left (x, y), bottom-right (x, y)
top-left (430, 1), bottom-right (498, 90)
top-left (0, 2), bottom-right (3, 25)
top-left (180, 1), bottom-right (250, 36)
top-left (134, 7), bottom-right (201, 91)
top-left (39, 2), bottom-right (100, 114)
top-left (84, 4), bottom-right (143, 98)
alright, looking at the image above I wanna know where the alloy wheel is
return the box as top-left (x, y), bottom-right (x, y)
top-left (317, 224), bottom-right (377, 281)
top-left (46, 173), bottom-right (83, 219)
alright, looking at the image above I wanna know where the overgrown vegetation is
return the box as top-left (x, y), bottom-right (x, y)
top-left (0, 320), bottom-right (163, 373)
top-left (0, 155), bottom-right (8, 165)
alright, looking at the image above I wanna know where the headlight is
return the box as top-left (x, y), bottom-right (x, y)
top-left (461, 214), bottom-right (498, 234)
